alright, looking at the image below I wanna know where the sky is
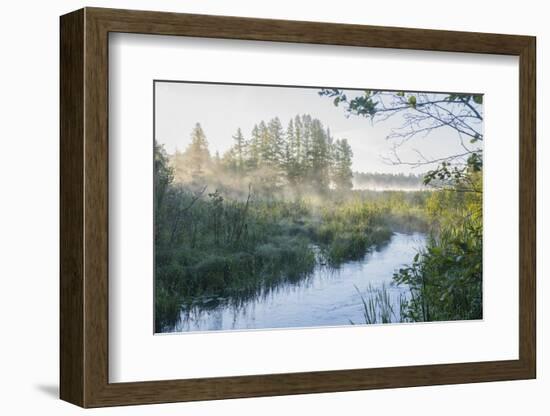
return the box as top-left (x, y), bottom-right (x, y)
top-left (154, 81), bottom-right (480, 174)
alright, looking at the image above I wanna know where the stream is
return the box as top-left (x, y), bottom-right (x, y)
top-left (166, 232), bottom-right (427, 332)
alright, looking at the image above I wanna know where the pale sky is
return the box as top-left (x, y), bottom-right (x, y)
top-left (154, 81), bottom-right (480, 174)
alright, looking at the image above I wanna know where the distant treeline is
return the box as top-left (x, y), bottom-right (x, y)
top-left (353, 172), bottom-right (426, 191)
top-left (170, 114), bottom-right (354, 195)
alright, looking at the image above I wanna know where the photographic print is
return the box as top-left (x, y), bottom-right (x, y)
top-left (154, 81), bottom-right (483, 333)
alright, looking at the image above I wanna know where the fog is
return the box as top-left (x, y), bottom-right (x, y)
top-left (155, 81), bottom-right (469, 175)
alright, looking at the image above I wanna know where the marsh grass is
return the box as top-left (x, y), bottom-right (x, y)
top-left (353, 283), bottom-right (409, 325)
top-left (154, 181), bottom-right (431, 331)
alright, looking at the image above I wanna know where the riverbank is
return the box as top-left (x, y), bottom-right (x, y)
top-left (155, 189), bottom-right (430, 332)
top-left (164, 232), bottom-right (427, 332)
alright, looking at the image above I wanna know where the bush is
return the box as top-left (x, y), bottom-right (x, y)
top-left (327, 233), bottom-right (368, 264)
top-left (193, 255), bottom-right (229, 292)
top-left (394, 220), bottom-right (482, 322)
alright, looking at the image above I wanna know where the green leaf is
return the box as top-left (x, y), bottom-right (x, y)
top-left (473, 94), bottom-right (483, 104)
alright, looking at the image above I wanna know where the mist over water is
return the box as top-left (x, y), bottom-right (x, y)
top-left (164, 232), bottom-right (426, 332)
top-left (154, 83), bottom-right (484, 333)
top-left (352, 184), bottom-right (429, 192)
top-left (352, 172), bottom-right (429, 192)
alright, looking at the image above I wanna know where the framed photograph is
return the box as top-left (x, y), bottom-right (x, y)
top-left (60, 7), bottom-right (536, 408)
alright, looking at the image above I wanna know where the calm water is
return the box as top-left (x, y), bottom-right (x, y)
top-left (166, 232), bottom-right (426, 333)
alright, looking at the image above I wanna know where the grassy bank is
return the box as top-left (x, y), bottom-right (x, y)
top-left (154, 185), bottom-right (430, 331)
top-left (354, 176), bottom-right (483, 325)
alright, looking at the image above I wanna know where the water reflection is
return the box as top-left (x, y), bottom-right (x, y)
top-left (164, 232), bottom-right (426, 333)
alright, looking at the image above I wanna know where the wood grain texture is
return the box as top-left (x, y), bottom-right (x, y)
top-left (518, 38), bottom-right (537, 376)
top-left (59, 8), bottom-right (84, 407)
top-left (88, 7), bottom-right (532, 54)
top-left (83, 10), bottom-right (110, 406)
top-left (59, 7), bottom-right (537, 408)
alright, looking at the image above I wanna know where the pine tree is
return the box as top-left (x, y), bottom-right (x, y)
top-left (171, 147), bottom-right (185, 182)
top-left (207, 114), bottom-right (355, 194)
top-left (258, 121), bottom-right (270, 163)
top-left (231, 128), bottom-right (246, 172)
top-left (293, 115), bottom-right (304, 182)
top-left (308, 119), bottom-right (331, 192)
top-left (183, 122), bottom-right (211, 181)
top-left (255, 118), bottom-right (285, 190)
top-left (332, 138), bottom-right (354, 191)
top-left (267, 117), bottom-right (285, 166)
top-left (247, 124), bottom-right (261, 170)
top-left (221, 148), bottom-right (237, 172)
top-left (300, 115), bottom-right (312, 172)
top-left (283, 118), bottom-right (299, 185)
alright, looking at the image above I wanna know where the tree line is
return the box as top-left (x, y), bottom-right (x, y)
top-left (170, 114), bottom-right (354, 194)
top-left (353, 172), bottom-right (426, 190)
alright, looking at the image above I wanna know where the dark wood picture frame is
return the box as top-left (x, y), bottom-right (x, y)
top-left (60, 7), bottom-right (536, 408)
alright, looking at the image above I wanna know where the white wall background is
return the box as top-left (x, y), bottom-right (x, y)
top-left (0, 0), bottom-right (545, 414)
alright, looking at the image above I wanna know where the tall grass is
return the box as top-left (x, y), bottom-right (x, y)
top-left (154, 179), bottom-right (432, 331)
top-left (352, 283), bottom-right (408, 325)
